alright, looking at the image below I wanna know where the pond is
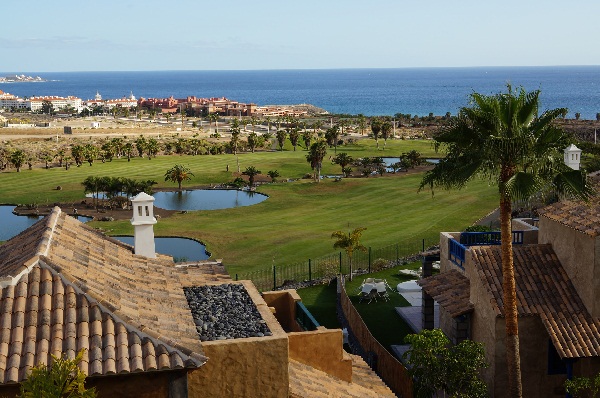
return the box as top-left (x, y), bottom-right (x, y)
top-left (113, 236), bottom-right (209, 262)
top-left (0, 205), bottom-right (92, 241)
top-left (381, 157), bottom-right (440, 168)
top-left (152, 189), bottom-right (268, 211)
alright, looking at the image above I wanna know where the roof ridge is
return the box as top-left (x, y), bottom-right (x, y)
top-left (34, 206), bottom-right (62, 258)
top-left (37, 257), bottom-right (207, 367)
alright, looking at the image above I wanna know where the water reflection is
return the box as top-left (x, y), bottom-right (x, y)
top-left (113, 236), bottom-right (209, 262)
top-left (152, 189), bottom-right (267, 211)
top-left (0, 205), bottom-right (92, 241)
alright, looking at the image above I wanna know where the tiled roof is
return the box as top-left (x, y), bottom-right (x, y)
top-left (0, 263), bottom-right (202, 384)
top-left (538, 199), bottom-right (600, 237)
top-left (417, 269), bottom-right (474, 317)
top-left (288, 355), bottom-right (396, 398)
top-left (472, 244), bottom-right (600, 359)
top-left (0, 208), bottom-right (210, 382)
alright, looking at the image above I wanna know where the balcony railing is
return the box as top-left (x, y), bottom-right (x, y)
top-left (296, 301), bottom-right (320, 331)
top-left (449, 231), bottom-right (525, 269)
top-left (459, 231), bottom-right (524, 246)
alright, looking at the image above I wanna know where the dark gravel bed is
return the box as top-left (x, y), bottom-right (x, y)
top-left (184, 284), bottom-right (272, 341)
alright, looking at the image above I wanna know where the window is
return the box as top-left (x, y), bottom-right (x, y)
top-left (145, 206), bottom-right (149, 217)
top-left (548, 340), bottom-right (566, 375)
top-left (137, 206), bottom-right (142, 217)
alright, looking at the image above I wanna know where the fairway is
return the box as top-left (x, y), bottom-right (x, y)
top-left (0, 139), bottom-right (499, 274)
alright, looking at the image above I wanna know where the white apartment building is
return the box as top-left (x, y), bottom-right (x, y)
top-left (0, 90), bottom-right (28, 110)
top-left (28, 96), bottom-right (84, 113)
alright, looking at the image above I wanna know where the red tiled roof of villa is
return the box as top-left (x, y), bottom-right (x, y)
top-left (0, 208), bottom-right (210, 382)
top-left (538, 198), bottom-right (600, 237)
top-left (472, 244), bottom-right (600, 358)
top-left (417, 269), bottom-right (474, 317)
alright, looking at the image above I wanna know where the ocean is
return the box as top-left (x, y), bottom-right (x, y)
top-left (1, 67), bottom-right (599, 119)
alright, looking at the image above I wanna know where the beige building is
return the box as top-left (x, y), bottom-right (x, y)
top-left (0, 207), bottom-right (395, 397)
top-left (419, 198), bottom-right (600, 397)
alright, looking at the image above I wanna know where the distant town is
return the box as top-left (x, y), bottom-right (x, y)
top-left (0, 74), bottom-right (47, 83)
top-left (0, 89), bottom-right (320, 118)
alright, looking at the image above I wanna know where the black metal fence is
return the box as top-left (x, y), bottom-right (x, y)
top-left (234, 237), bottom-right (438, 291)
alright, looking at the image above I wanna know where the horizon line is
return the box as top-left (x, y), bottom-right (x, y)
top-left (3, 65), bottom-right (600, 74)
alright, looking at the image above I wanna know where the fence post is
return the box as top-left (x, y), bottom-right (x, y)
top-left (235, 273), bottom-right (238, 281)
top-left (396, 243), bottom-right (399, 264)
top-left (339, 252), bottom-right (342, 274)
top-left (308, 259), bottom-right (312, 281)
top-left (368, 247), bottom-right (372, 273)
top-left (422, 238), bottom-right (425, 252)
top-left (273, 266), bottom-right (277, 290)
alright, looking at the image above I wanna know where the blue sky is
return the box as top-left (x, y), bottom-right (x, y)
top-left (2, 0), bottom-right (599, 72)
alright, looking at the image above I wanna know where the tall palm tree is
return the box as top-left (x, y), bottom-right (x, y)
top-left (331, 227), bottom-right (367, 281)
top-left (370, 118), bottom-right (382, 149)
top-left (164, 164), bottom-right (194, 190)
top-left (419, 85), bottom-right (591, 397)
top-left (306, 141), bottom-right (327, 182)
top-left (380, 120), bottom-right (393, 150)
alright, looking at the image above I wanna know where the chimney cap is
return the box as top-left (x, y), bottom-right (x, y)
top-left (131, 192), bottom-right (155, 203)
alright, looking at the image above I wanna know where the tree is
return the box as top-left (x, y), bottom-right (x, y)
top-left (370, 118), bottom-right (382, 149)
top-left (247, 132), bottom-right (262, 153)
top-left (267, 170), bottom-right (280, 182)
top-left (41, 100), bottom-right (54, 115)
top-left (306, 141), bottom-right (327, 182)
top-left (229, 118), bottom-right (241, 155)
top-left (403, 149), bottom-right (422, 168)
top-left (331, 227), bottom-right (367, 281)
top-left (10, 149), bottom-right (26, 172)
top-left (242, 166), bottom-right (261, 187)
top-left (419, 85), bottom-right (592, 397)
top-left (83, 144), bottom-right (98, 166)
top-left (332, 152), bottom-right (353, 173)
top-left (164, 164), bottom-right (194, 190)
top-left (357, 114), bottom-right (367, 135)
top-left (302, 130), bottom-right (314, 149)
top-left (289, 128), bottom-right (300, 151)
top-left (325, 125), bottom-right (341, 153)
top-left (276, 130), bottom-right (287, 151)
top-left (146, 137), bottom-right (159, 159)
top-left (18, 349), bottom-right (96, 398)
top-left (565, 372), bottom-right (600, 398)
top-left (403, 329), bottom-right (488, 398)
top-left (82, 176), bottom-right (102, 209)
top-left (380, 120), bottom-right (393, 149)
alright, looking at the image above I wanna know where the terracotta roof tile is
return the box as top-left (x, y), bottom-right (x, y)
top-left (418, 269), bottom-right (474, 317)
top-left (538, 199), bottom-right (600, 237)
top-left (471, 244), bottom-right (600, 359)
top-left (0, 208), bottom-right (211, 383)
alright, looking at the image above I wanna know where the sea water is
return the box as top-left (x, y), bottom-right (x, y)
top-left (1, 66), bottom-right (599, 118)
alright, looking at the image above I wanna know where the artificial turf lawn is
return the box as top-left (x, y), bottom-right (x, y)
top-left (297, 261), bottom-right (423, 351)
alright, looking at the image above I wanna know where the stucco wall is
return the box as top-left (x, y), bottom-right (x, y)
top-left (187, 280), bottom-right (290, 397)
top-left (538, 217), bottom-right (597, 316)
top-left (439, 232), bottom-right (461, 273)
top-left (288, 328), bottom-right (352, 382)
top-left (188, 335), bottom-right (289, 398)
top-left (492, 317), bottom-right (570, 398)
top-left (262, 289), bottom-right (302, 332)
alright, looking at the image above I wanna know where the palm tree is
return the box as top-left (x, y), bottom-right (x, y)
top-left (370, 118), bottom-right (382, 149)
top-left (419, 85), bottom-right (592, 398)
top-left (331, 227), bottom-right (367, 281)
top-left (276, 130), bottom-right (287, 151)
top-left (267, 170), bottom-right (280, 182)
top-left (9, 149), bottom-right (26, 172)
top-left (306, 141), bottom-right (327, 182)
top-left (164, 164), bottom-right (194, 190)
top-left (332, 152), bottom-right (353, 174)
top-left (357, 114), bottom-right (367, 135)
top-left (289, 128), bottom-right (300, 151)
top-left (302, 130), bottom-right (314, 149)
top-left (242, 166), bottom-right (261, 187)
top-left (380, 120), bottom-right (393, 150)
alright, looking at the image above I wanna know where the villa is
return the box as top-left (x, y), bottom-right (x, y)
top-left (418, 193), bottom-right (600, 397)
top-left (0, 193), bottom-right (394, 397)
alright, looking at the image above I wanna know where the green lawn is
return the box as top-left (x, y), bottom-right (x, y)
top-left (298, 262), bottom-right (423, 350)
top-left (0, 139), bottom-right (499, 275)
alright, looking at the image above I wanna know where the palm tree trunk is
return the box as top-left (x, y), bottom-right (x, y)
top-left (500, 193), bottom-right (522, 397)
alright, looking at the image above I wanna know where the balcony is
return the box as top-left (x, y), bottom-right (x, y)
top-left (449, 231), bottom-right (524, 269)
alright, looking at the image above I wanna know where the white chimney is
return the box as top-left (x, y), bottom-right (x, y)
top-left (130, 192), bottom-right (157, 258)
top-left (564, 144), bottom-right (582, 170)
